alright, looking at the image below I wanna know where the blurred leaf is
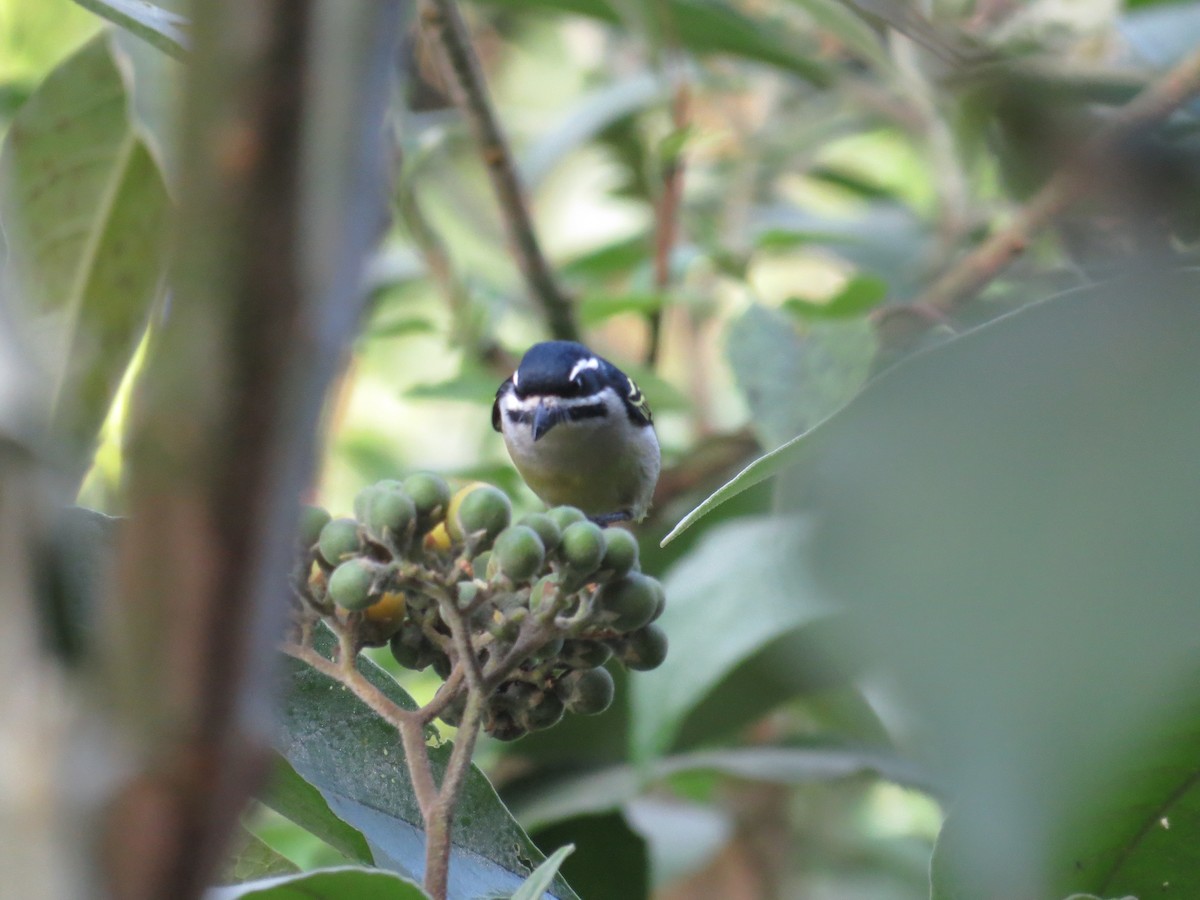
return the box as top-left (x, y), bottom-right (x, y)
top-left (521, 74), bottom-right (663, 188)
top-left (630, 515), bottom-right (837, 761)
top-left (70, 0), bottom-right (189, 59)
top-left (727, 304), bottom-right (876, 448)
top-left (561, 234), bottom-right (650, 282)
top-left (367, 318), bottom-right (437, 339)
top-left (509, 742), bottom-right (933, 831)
top-left (616, 362), bottom-right (690, 413)
top-left (484, 0), bottom-right (830, 84)
top-left (277, 629), bottom-right (579, 899)
top-left (578, 293), bottom-right (664, 326)
top-left (206, 867), bottom-right (427, 900)
top-left (0, 33), bottom-right (170, 485)
top-left (805, 272), bottom-right (1200, 896)
top-left (110, 27), bottom-right (183, 184)
top-left (531, 815), bottom-right (645, 900)
top-left (754, 227), bottom-right (866, 251)
top-left (221, 829), bottom-right (302, 884)
top-left (258, 755), bottom-right (374, 866)
top-left (783, 0), bottom-right (892, 70)
top-left (407, 369), bottom-right (499, 405)
top-left (511, 844), bottom-right (577, 900)
top-left (783, 276), bottom-right (887, 320)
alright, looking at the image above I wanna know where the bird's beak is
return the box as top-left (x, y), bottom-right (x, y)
top-left (532, 402), bottom-right (565, 441)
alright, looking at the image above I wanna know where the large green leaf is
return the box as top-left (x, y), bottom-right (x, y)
top-left (220, 829), bottom-right (302, 884)
top-left (70, 0), bottom-right (188, 59)
top-left (207, 867), bottom-right (427, 900)
top-left (276, 632), bottom-right (580, 900)
top-left (802, 271), bottom-right (1200, 896)
top-left (630, 515), bottom-right (837, 761)
top-left (0, 33), bottom-right (170, 484)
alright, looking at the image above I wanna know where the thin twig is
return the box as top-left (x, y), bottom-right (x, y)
top-left (438, 592), bottom-right (487, 697)
top-left (280, 641), bottom-right (439, 819)
top-left (418, 0), bottom-right (579, 342)
top-left (419, 666), bottom-right (466, 725)
top-left (647, 80), bottom-right (690, 367)
top-left (920, 46), bottom-right (1200, 312)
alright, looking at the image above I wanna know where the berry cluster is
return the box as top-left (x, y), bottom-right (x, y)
top-left (292, 475), bottom-right (668, 741)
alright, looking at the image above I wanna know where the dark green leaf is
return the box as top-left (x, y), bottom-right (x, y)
top-left (70, 0), bottom-right (189, 59)
top-left (277, 630), bottom-right (580, 899)
top-left (0, 34), bottom-right (170, 485)
top-left (578, 293), bottom-right (664, 326)
top-left (207, 867), bottom-right (427, 900)
top-left (560, 234), bottom-right (650, 281)
top-left (258, 755), bottom-right (374, 866)
top-left (631, 515), bottom-right (837, 761)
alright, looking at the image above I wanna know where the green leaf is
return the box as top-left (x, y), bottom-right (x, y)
top-left (630, 515), bottom-right (837, 761)
top-left (530, 815), bottom-right (645, 900)
top-left (258, 755), bottom-right (374, 866)
top-left (804, 272), bottom-right (1200, 896)
top-left (220, 829), bottom-right (302, 884)
top-left (578, 293), bottom-right (664, 326)
top-left (0, 33), bottom-right (170, 485)
top-left (277, 630), bottom-right (580, 899)
top-left (367, 317), bottom-right (437, 339)
top-left (481, 0), bottom-right (830, 84)
top-left (407, 369), bottom-right (500, 405)
top-left (510, 844), bottom-right (575, 900)
top-left (782, 0), bottom-right (893, 70)
top-left (207, 867), bottom-right (427, 900)
top-left (510, 743), bottom-right (937, 831)
top-left (560, 234), bottom-right (650, 281)
top-left (70, 0), bottom-right (189, 59)
top-left (782, 276), bottom-right (887, 319)
top-left (726, 303), bottom-right (876, 448)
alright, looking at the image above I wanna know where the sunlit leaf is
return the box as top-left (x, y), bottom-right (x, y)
top-left (220, 829), bottom-right (301, 884)
top-left (258, 755), bottom-right (374, 866)
top-left (782, 276), bottom-right (887, 319)
top-left (70, 0), bottom-right (189, 59)
top-left (0, 33), bottom-right (170, 485)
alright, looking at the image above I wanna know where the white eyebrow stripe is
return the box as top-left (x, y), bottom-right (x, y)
top-left (568, 357), bottom-right (600, 381)
top-left (511, 370), bottom-right (519, 387)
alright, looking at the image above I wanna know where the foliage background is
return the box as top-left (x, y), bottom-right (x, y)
top-left (3, 0), bottom-right (1200, 898)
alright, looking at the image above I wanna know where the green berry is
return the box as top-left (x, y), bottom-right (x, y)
top-left (492, 525), bottom-right (546, 582)
top-left (518, 513), bottom-right (562, 554)
top-left (547, 505), bottom-right (586, 531)
top-left (367, 489), bottom-right (416, 542)
top-left (390, 625), bottom-right (434, 670)
top-left (452, 484), bottom-right (512, 547)
top-left (328, 558), bottom-right (380, 611)
top-left (559, 521), bottom-right (605, 575)
top-left (561, 667), bottom-right (615, 716)
top-left (531, 636), bottom-right (564, 663)
top-left (594, 572), bottom-right (661, 632)
top-left (599, 527), bottom-right (639, 578)
top-left (318, 517), bottom-right (362, 565)
top-left (298, 505), bottom-right (332, 548)
top-left (620, 624), bottom-right (668, 671)
top-left (353, 484), bottom-right (380, 522)
top-left (403, 472), bottom-right (452, 530)
top-left (561, 639), bottom-right (612, 669)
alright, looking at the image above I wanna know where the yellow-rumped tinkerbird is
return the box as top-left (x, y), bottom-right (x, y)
top-left (492, 341), bottom-right (661, 524)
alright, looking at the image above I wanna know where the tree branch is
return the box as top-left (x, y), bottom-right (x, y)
top-left (418, 0), bottom-right (579, 341)
top-left (920, 46), bottom-right (1200, 312)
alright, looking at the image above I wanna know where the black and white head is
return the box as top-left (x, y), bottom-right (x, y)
top-left (492, 341), bottom-right (659, 523)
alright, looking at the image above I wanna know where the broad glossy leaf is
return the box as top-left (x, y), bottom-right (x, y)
top-left (206, 867), bottom-right (426, 900)
top-left (805, 272), bottom-right (1200, 896)
top-left (630, 515), bottom-right (837, 761)
top-left (277, 632), bottom-right (579, 900)
top-left (70, 0), bottom-right (188, 59)
top-left (0, 33), bottom-right (170, 484)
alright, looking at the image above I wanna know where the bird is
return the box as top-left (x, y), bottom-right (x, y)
top-left (492, 341), bottom-right (661, 524)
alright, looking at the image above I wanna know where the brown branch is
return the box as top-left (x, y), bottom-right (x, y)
top-left (418, 0), bottom-right (579, 342)
top-left (647, 80), bottom-right (690, 367)
top-left (920, 46), bottom-right (1200, 312)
